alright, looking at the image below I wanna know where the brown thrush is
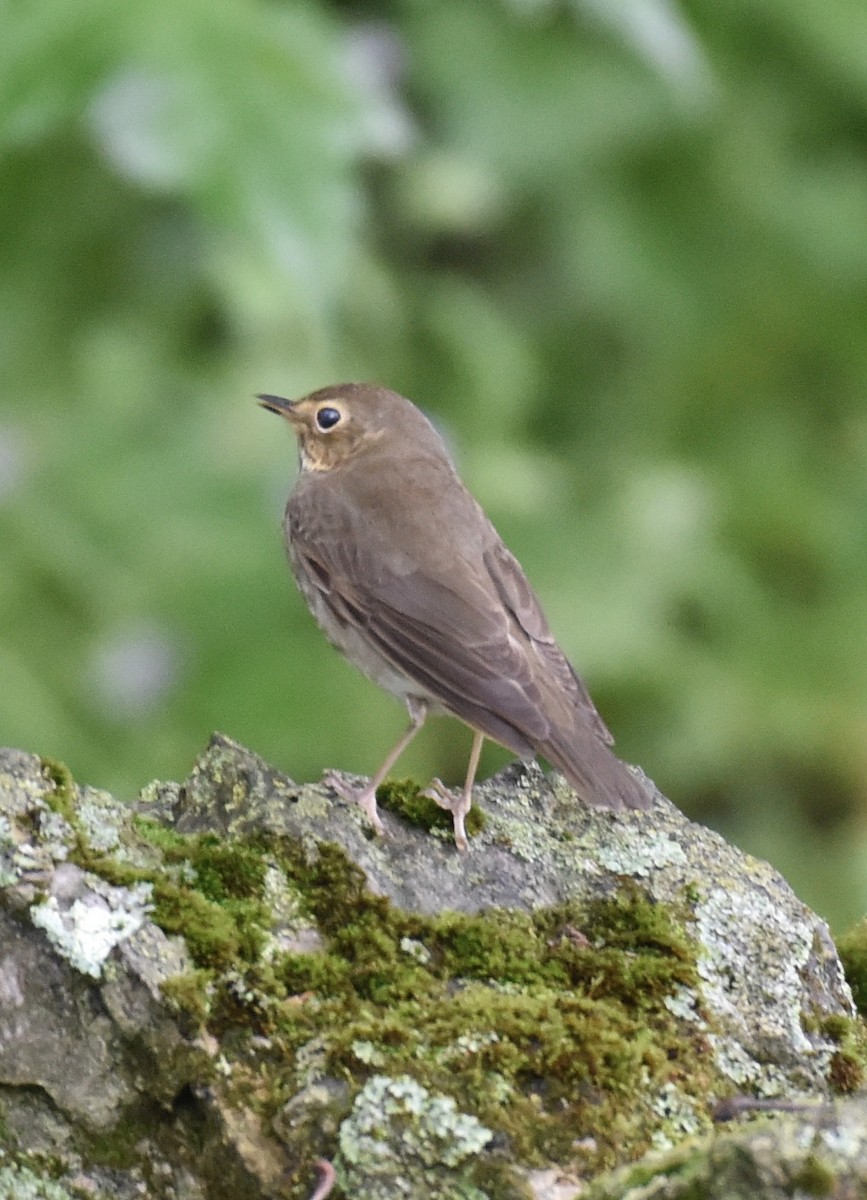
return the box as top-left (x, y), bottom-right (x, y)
top-left (259, 383), bottom-right (650, 849)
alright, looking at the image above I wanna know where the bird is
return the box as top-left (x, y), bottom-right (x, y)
top-left (259, 383), bottom-right (650, 849)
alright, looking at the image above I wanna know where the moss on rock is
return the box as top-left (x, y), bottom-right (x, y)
top-left (376, 778), bottom-right (486, 838)
top-left (33, 755), bottom-right (720, 1192)
top-left (4, 739), bottom-right (861, 1199)
top-left (838, 918), bottom-right (867, 1019)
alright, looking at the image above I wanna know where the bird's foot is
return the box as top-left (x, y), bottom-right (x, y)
top-left (322, 770), bottom-right (386, 837)
top-left (421, 778), bottom-right (470, 852)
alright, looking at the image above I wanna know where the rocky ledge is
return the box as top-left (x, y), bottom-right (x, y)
top-left (0, 734), bottom-right (864, 1200)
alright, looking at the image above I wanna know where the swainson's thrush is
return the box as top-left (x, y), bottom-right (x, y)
top-left (259, 383), bottom-right (650, 849)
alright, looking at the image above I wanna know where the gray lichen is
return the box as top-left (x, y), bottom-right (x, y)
top-left (338, 1074), bottom-right (494, 1198)
top-left (0, 1163), bottom-right (78, 1200)
top-left (31, 873), bottom-right (153, 980)
top-left (0, 737), bottom-right (863, 1200)
top-left (590, 1094), bottom-right (867, 1200)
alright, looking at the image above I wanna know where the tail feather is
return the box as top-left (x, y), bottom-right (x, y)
top-left (537, 728), bottom-right (652, 811)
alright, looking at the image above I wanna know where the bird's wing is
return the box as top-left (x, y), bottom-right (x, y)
top-left (287, 480), bottom-right (602, 757)
top-left (482, 540), bottom-right (615, 746)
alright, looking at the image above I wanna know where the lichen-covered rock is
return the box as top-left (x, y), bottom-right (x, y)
top-left (0, 749), bottom-right (266, 1200)
top-left (173, 735), bottom-right (858, 1102)
top-left (338, 1074), bottom-right (494, 1198)
top-left (0, 736), bottom-right (862, 1200)
top-left (589, 1093), bottom-right (867, 1200)
top-left (0, 1162), bottom-right (81, 1200)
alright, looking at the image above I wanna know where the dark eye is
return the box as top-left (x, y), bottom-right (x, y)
top-left (316, 406), bottom-right (341, 430)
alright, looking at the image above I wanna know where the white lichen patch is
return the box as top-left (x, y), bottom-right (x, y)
top-left (75, 787), bottom-right (127, 853)
top-left (399, 936), bottom-right (431, 964)
top-left (36, 808), bottom-right (74, 856)
top-left (351, 1040), bottom-right (387, 1067)
top-left (294, 1036), bottom-right (330, 1088)
top-left (0, 1163), bottom-right (74, 1200)
top-left (137, 778), bottom-right (183, 812)
top-left (435, 1031), bottom-right (501, 1065)
top-left (707, 1032), bottom-right (792, 1094)
top-left (695, 884), bottom-right (840, 1095)
top-left (0, 757), bottom-right (75, 885)
top-left (594, 829), bottom-right (688, 877)
top-left (0, 815), bottom-right (16, 886)
top-left (695, 886), bottom-right (815, 1058)
top-left (339, 1074), bottom-right (493, 1197)
top-left (261, 864), bottom-right (322, 957)
top-left (31, 878), bottom-right (153, 979)
top-left (650, 1081), bottom-right (704, 1147)
top-left (663, 983), bottom-right (703, 1024)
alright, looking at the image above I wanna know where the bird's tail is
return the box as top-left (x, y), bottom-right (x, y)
top-left (537, 728), bottom-right (652, 811)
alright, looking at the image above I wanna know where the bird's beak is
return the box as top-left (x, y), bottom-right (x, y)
top-left (257, 394), bottom-right (299, 421)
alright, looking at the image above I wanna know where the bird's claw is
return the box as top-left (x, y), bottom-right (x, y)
top-left (322, 769), bottom-right (387, 837)
top-left (421, 777), bottom-right (453, 810)
top-left (421, 779), bottom-right (469, 852)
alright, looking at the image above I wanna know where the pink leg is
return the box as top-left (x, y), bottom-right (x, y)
top-left (424, 729), bottom-right (485, 851)
top-left (324, 698), bottom-right (428, 836)
top-left (308, 1159), bottom-right (336, 1200)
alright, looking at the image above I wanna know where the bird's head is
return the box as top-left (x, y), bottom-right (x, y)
top-left (258, 382), bottom-right (445, 472)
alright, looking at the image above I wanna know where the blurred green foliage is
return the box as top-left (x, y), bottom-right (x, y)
top-left (2, 0), bottom-right (867, 928)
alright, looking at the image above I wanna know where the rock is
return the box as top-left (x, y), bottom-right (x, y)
top-left (337, 1074), bottom-right (495, 1199)
top-left (590, 1093), bottom-right (867, 1200)
top-left (173, 734), bottom-right (857, 1099)
top-left (0, 736), bottom-right (862, 1200)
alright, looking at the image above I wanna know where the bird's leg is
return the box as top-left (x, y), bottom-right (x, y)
top-left (423, 729), bottom-right (485, 851)
top-left (323, 698), bottom-right (429, 836)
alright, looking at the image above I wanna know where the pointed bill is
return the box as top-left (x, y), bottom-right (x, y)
top-left (257, 394), bottom-right (297, 418)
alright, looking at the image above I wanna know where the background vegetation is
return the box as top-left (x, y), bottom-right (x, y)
top-left (2, 0), bottom-right (866, 929)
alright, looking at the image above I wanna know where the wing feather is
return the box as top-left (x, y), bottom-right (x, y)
top-left (286, 467), bottom-right (650, 811)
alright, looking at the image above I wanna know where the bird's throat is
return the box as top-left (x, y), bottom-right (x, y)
top-left (298, 440), bottom-right (341, 473)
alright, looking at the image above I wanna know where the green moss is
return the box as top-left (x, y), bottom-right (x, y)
top-left (341, 988), bottom-right (657, 1162)
top-left (161, 970), bottom-right (213, 1025)
top-left (151, 883), bottom-right (243, 968)
top-left (837, 917), bottom-right (867, 1017)
top-left (80, 854), bottom-right (152, 888)
top-left (40, 755), bottom-right (87, 859)
top-left (32, 761), bottom-right (713, 1192)
top-left (120, 830), bottom-right (705, 1181)
top-left (67, 848), bottom-right (267, 975)
top-left (279, 950), bottom-right (350, 996)
top-left (472, 1159), bottom-right (534, 1200)
top-left (801, 1010), bottom-right (819, 1034)
top-left (44, 775), bottom-right (274, 976)
top-left (828, 1049), bottom-right (863, 1093)
top-left (280, 838), bottom-right (381, 929)
top-left (790, 1153), bottom-right (835, 1196)
top-left (376, 778), bottom-right (486, 837)
top-left (242, 839), bottom-right (706, 1174)
top-left (40, 756), bottom-right (77, 819)
top-left (818, 1012), bottom-right (867, 1094)
top-left (431, 908), bottom-right (553, 984)
top-left (133, 813), bottom-right (190, 854)
top-left (184, 835), bottom-right (268, 901)
top-left (820, 1012), bottom-right (851, 1041)
top-left (606, 1144), bottom-right (707, 1193)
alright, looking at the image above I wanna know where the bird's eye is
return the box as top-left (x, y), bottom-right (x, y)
top-left (315, 406), bottom-right (341, 431)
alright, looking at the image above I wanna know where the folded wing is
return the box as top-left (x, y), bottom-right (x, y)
top-left (288, 480), bottom-right (650, 811)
